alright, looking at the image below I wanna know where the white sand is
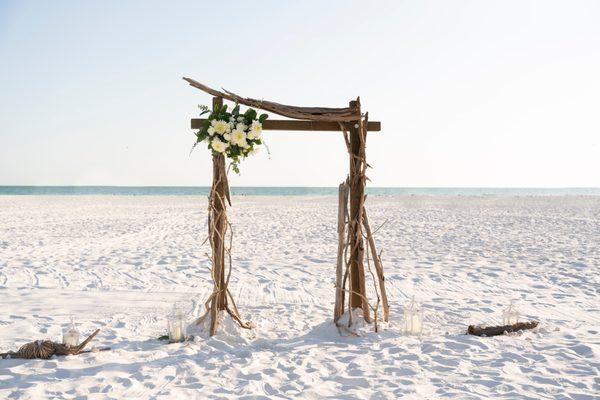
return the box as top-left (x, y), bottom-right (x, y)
top-left (0, 195), bottom-right (598, 399)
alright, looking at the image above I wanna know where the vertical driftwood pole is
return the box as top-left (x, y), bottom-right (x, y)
top-left (363, 211), bottom-right (390, 322)
top-left (195, 96), bottom-right (251, 336)
top-left (209, 96), bottom-right (227, 335)
top-left (347, 100), bottom-right (370, 322)
top-left (334, 180), bottom-right (349, 323)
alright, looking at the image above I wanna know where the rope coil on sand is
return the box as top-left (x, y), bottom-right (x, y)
top-left (1, 329), bottom-right (107, 360)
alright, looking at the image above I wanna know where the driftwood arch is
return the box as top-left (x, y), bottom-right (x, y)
top-left (184, 78), bottom-right (389, 335)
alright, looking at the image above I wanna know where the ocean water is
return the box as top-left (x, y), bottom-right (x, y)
top-left (0, 186), bottom-right (599, 196)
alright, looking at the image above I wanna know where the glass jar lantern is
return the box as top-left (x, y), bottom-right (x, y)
top-left (167, 303), bottom-right (185, 343)
top-left (403, 297), bottom-right (423, 335)
top-left (62, 316), bottom-right (80, 347)
top-left (502, 301), bottom-right (520, 325)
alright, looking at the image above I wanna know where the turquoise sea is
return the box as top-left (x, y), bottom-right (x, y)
top-left (0, 186), bottom-right (599, 196)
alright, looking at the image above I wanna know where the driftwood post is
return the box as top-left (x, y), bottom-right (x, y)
top-left (347, 100), bottom-right (370, 322)
top-left (334, 180), bottom-right (349, 322)
top-left (195, 96), bottom-right (250, 336)
top-left (209, 96), bottom-right (227, 335)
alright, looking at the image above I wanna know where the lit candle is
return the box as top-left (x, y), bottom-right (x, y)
top-left (167, 303), bottom-right (185, 343)
top-left (169, 322), bottom-right (182, 342)
top-left (411, 313), bottom-right (422, 334)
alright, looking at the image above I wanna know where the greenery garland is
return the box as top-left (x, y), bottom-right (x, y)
top-left (194, 103), bottom-right (268, 174)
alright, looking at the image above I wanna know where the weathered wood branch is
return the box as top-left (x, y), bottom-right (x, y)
top-left (362, 210), bottom-right (390, 322)
top-left (183, 77), bottom-right (361, 121)
top-left (347, 99), bottom-right (370, 323)
top-left (334, 180), bottom-right (349, 323)
top-left (467, 321), bottom-right (539, 337)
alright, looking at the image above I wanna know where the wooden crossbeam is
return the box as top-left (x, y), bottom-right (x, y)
top-left (191, 119), bottom-right (381, 132)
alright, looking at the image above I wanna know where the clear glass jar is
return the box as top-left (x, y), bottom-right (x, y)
top-left (167, 303), bottom-right (185, 343)
top-left (403, 297), bottom-right (423, 335)
top-left (62, 317), bottom-right (80, 347)
top-left (502, 301), bottom-right (520, 325)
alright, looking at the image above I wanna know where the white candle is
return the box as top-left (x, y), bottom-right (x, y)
top-left (63, 329), bottom-right (79, 346)
top-left (502, 301), bottom-right (520, 325)
top-left (410, 314), bottom-right (422, 334)
top-left (404, 297), bottom-right (423, 335)
top-left (170, 324), bottom-right (182, 342)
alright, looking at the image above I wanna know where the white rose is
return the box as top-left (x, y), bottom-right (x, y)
top-left (248, 121), bottom-right (262, 140)
top-left (223, 133), bottom-right (231, 142)
top-left (213, 120), bottom-right (229, 135)
top-left (207, 127), bottom-right (216, 136)
top-left (230, 129), bottom-right (247, 147)
top-left (211, 137), bottom-right (228, 153)
top-left (236, 122), bottom-right (248, 132)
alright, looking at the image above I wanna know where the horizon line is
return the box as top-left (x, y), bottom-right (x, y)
top-left (1, 185), bottom-right (599, 190)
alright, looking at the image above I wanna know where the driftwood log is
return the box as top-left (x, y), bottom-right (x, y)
top-left (1, 329), bottom-right (105, 360)
top-left (183, 78), bottom-right (361, 122)
top-left (467, 321), bottom-right (539, 337)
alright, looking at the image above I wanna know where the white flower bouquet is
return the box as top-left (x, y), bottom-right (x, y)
top-left (194, 103), bottom-right (268, 173)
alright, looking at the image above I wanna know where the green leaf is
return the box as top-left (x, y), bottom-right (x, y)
top-left (244, 108), bottom-right (257, 120)
top-left (197, 131), bottom-right (208, 142)
top-left (259, 113), bottom-right (268, 123)
top-left (198, 105), bottom-right (210, 116)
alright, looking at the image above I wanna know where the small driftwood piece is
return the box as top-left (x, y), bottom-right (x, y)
top-left (467, 321), bottom-right (539, 337)
top-left (1, 329), bottom-right (104, 360)
top-left (362, 210), bottom-right (389, 322)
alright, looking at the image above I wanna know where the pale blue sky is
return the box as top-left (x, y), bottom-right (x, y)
top-left (1, 0), bottom-right (599, 187)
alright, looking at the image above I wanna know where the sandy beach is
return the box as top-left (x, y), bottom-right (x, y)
top-left (0, 195), bottom-right (598, 398)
